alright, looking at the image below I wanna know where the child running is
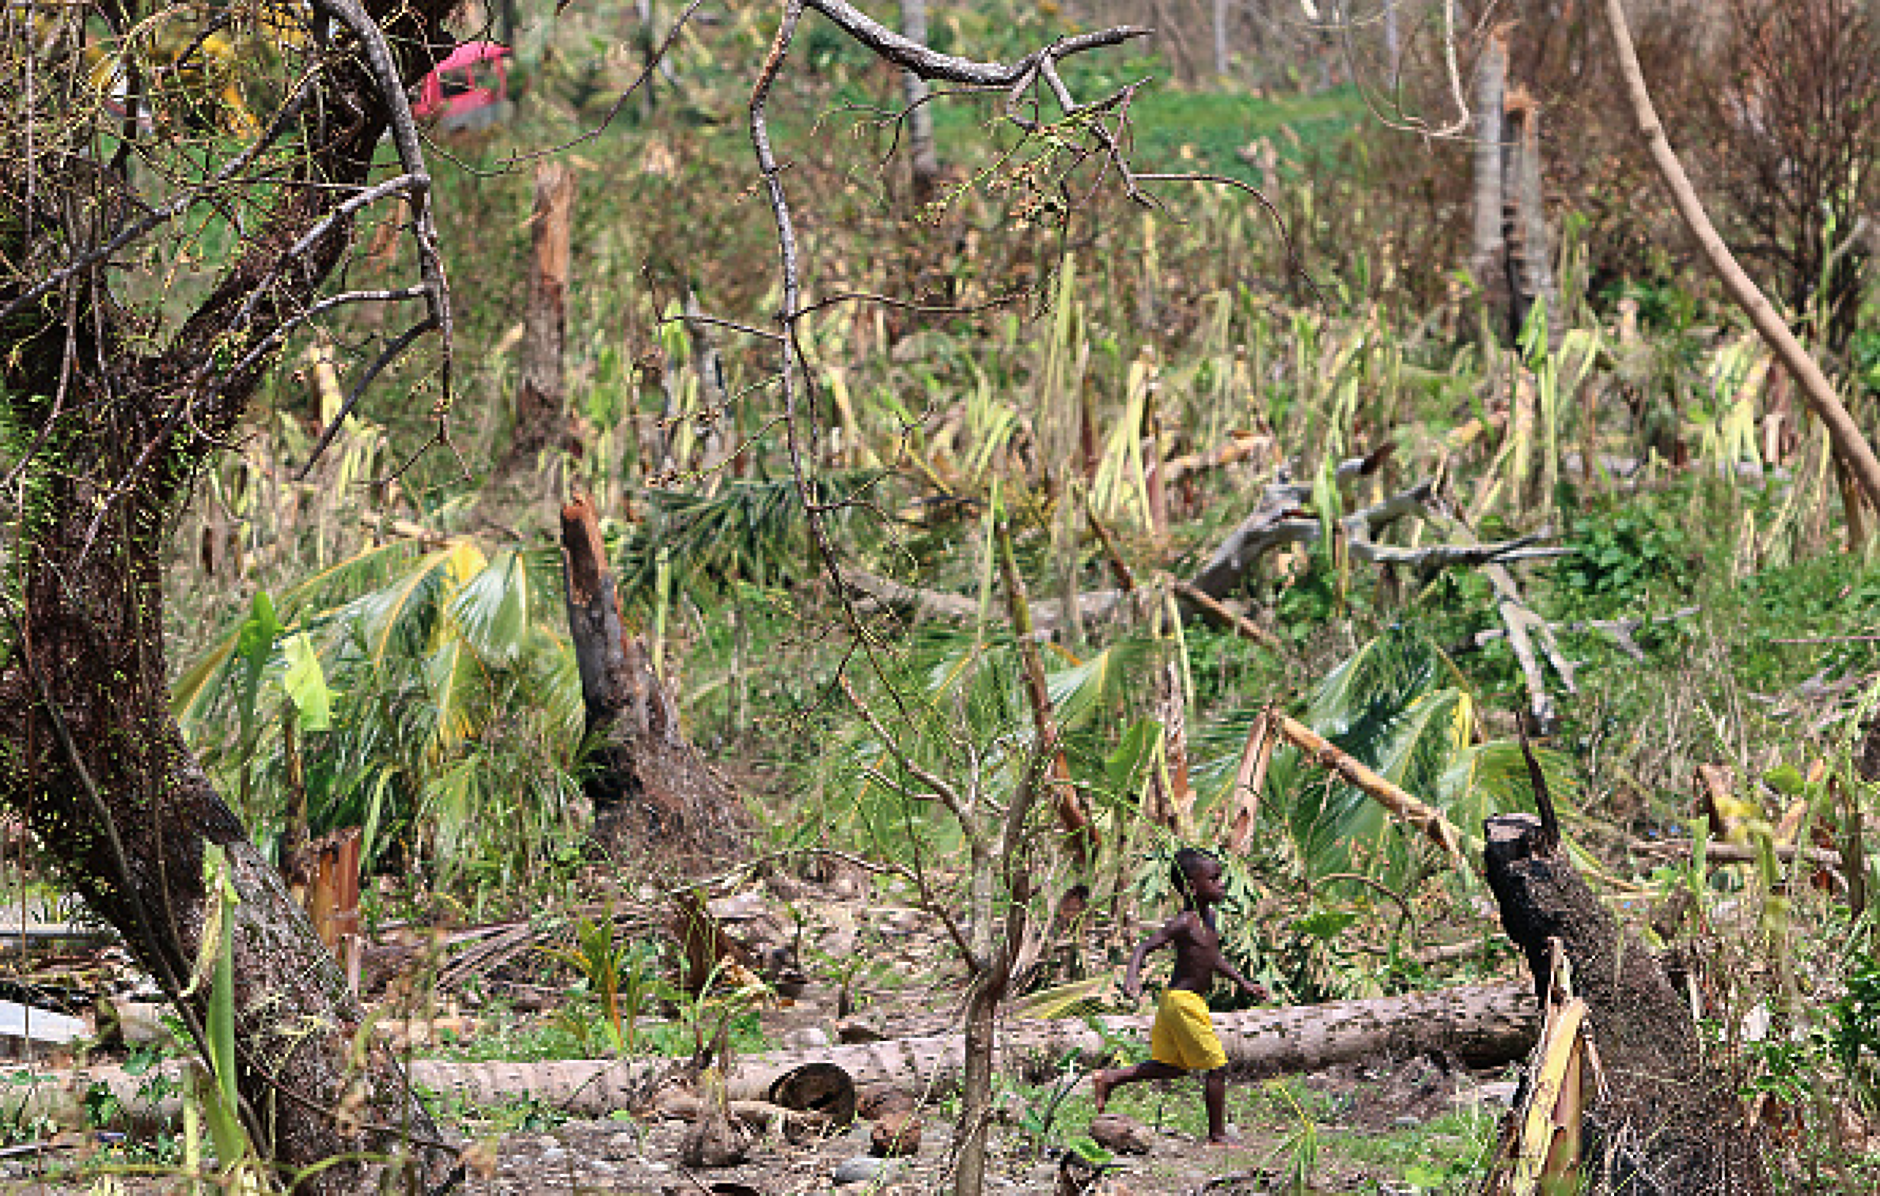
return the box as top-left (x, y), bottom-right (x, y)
top-left (1091, 847), bottom-right (1268, 1145)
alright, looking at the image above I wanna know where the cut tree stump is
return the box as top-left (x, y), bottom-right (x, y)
top-left (1484, 812), bottom-right (1769, 1193)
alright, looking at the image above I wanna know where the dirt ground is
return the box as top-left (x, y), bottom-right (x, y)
top-left (427, 864), bottom-right (1522, 1196)
top-left (454, 1053), bottom-right (1515, 1195)
top-left (0, 863), bottom-right (1524, 1193)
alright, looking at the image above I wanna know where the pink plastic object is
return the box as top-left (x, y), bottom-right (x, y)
top-left (413, 41), bottom-right (510, 121)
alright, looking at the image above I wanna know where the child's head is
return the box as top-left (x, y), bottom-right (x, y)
top-left (1170, 847), bottom-right (1224, 909)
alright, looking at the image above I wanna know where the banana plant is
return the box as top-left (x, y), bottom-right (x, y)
top-left (174, 537), bottom-right (584, 899)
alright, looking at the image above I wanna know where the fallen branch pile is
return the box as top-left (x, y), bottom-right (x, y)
top-left (849, 449), bottom-right (1626, 728)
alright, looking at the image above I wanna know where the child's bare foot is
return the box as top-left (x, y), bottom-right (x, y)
top-left (1091, 1071), bottom-right (1112, 1114)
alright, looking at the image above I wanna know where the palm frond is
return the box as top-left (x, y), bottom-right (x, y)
top-left (338, 541), bottom-right (486, 668)
top-left (422, 636), bottom-right (485, 763)
top-left (451, 549), bottom-right (531, 667)
top-left (1046, 637), bottom-right (1152, 732)
top-left (1437, 741), bottom-right (1580, 835)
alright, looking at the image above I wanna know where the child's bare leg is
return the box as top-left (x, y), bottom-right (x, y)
top-left (1203, 1068), bottom-right (1230, 1144)
top-left (1093, 1060), bottom-right (1183, 1112)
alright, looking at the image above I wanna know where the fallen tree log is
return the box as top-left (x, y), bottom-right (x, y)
top-left (1484, 812), bottom-right (1769, 1193)
top-left (405, 982), bottom-right (1538, 1113)
top-left (5, 985), bottom-right (1537, 1132)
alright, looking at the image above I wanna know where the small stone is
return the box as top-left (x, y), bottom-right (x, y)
top-left (838, 1017), bottom-right (888, 1044)
top-left (537, 1148), bottom-right (566, 1164)
top-left (1088, 1113), bottom-right (1155, 1155)
top-left (601, 1132), bottom-right (640, 1161)
top-left (784, 1026), bottom-right (832, 1049)
top-left (832, 1155), bottom-right (896, 1185)
top-left (881, 909), bottom-right (921, 937)
top-left (870, 1111), bottom-right (921, 1157)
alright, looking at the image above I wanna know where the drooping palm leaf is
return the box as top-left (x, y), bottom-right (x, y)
top-left (451, 548), bottom-right (530, 667)
top-left (422, 635), bottom-right (485, 763)
top-left (1047, 637), bottom-right (1154, 733)
top-left (1195, 628), bottom-right (1562, 881)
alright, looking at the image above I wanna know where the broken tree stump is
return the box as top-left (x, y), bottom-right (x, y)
top-left (1483, 812), bottom-right (1769, 1193)
top-left (560, 494), bottom-right (743, 856)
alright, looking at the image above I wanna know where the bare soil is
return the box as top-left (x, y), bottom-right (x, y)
top-left (0, 864), bottom-right (1520, 1193)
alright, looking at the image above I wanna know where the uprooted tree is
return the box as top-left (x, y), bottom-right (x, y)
top-left (0, 0), bottom-right (1162, 1185)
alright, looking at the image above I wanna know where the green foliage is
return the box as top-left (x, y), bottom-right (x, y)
top-left (1829, 952), bottom-right (1880, 1108)
top-left (538, 920), bottom-right (672, 1055)
top-left (1556, 501), bottom-right (1697, 612)
top-left (175, 539), bottom-right (585, 910)
top-left (1200, 628), bottom-right (1566, 887)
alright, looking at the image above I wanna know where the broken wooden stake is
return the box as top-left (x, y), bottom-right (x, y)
top-left (1271, 713), bottom-right (1473, 866)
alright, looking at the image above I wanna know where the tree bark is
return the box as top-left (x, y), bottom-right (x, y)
top-left (1599, 0), bottom-right (1880, 511)
top-left (952, 969), bottom-right (1001, 1196)
top-left (0, 1), bottom-right (457, 1186)
top-left (558, 494), bottom-right (742, 853)
top-left (507, 160), bottom-right (577, 471)
top-left (1484, 813), bottom-right (1769, 1193)
top-left (1470, 30), bottom-right (1509, 294)
top-left (899, 0), bottom-right (941, 202)
top-left (1502, 91), bottom-right (1555, 345)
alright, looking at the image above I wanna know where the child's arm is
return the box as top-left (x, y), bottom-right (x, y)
top-left (1120, 916), bottom-right (1185, 1000)
top-left (1213, 951), bottom-right (1269, 1002)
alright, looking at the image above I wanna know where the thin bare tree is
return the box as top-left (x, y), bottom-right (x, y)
top-left (1599, 0), bottom-right (1880, 510)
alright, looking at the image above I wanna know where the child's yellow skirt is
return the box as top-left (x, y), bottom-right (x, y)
top-left (1149, 989), bottom-right (1227, 1072)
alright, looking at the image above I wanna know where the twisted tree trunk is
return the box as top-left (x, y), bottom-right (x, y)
top-left (0, 1), bottom-right (459, 1186)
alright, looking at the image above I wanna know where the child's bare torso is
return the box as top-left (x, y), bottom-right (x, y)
top-left (1164, 909), bottom-right (1228, 993)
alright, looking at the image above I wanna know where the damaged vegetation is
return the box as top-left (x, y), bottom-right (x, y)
top-left (3, 0), bottom-right (1880, 1192)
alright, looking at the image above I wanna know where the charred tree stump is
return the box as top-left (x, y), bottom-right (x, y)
top-left (559, 495), bottom-right (742, 855)
top-left (1484, 813), bottom-right (1768, 1194)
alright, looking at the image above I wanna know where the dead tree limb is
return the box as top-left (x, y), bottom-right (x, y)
top-left (1423, 500), bottom-right (1575, 734)
top-left (1161, 430), bottom-right (1271, 484)
top-left (1599, 0), bottom-right (1880, 511)
top-left (856, 466), bottom-right (1561, 669)
top-left (1272, 714), bottom-right (1474, 867)
top-left (1187, 471), bottom-right (1558, 604)
top-left (1455, 606), bottom-right (1699, 663)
